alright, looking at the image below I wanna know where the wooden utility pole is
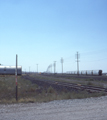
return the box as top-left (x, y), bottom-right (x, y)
top-left (54, 61), bottom-right (56, 74)
top-left (29, 66), bottom-right (30, 73)
top-left (15, 54), bottom-right (18, 101)
top-left (37, 64), bottom-right (38, 73)
top-left (76, 52), bottom-right (80, 76)
top-left (51, 64), bottom-right (52, 73)
top-left (61, 58), bottom-right (64, 74)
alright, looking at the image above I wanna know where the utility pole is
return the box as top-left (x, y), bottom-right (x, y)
top-left (37, 64), bottom-right (38, 73)
top-left (61, 58), bottom-right (64, 74)
top-left (29, 66), bottom-right (30, 73)
top-left (51, 64), bottom-right (52, 73)
top-left (25, 69), bottom-right (26, 74)
top-left (54, 61), bottom-right (56, 74)
top-left (15, 54), bottom-right (18, 101)
top-left (49, 64), bottom-right (52, 73)
top-left (76, 52), bottom-right (80, 76)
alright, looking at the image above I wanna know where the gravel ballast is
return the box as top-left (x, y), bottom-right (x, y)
top-left (0, 96), bottom-right (107, 120)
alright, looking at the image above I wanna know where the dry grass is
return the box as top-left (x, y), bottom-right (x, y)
top-left (31, 74), bottom-right (107, 88)
top-left (0, 75), bottom-right (106, 104)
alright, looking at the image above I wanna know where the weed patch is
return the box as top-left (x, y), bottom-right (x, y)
top-left (0, 75), bottom-right (106, 104)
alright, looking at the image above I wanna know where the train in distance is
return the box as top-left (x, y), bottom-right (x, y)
top-left (67, 70), bottom-right (102, 76)
top-left (0, 66), bottom-right (22, 75)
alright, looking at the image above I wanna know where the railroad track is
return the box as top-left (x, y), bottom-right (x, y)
top-left (22, 75), bottom-right (107, 94)
top-left (41, 74), bottom-right (107, 81)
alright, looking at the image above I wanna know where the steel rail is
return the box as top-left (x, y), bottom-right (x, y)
top-left (22, 75), bottom-right (107, 94)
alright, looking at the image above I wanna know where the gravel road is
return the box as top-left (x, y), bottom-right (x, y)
top-left (0, 96), bottom-right (107, 120)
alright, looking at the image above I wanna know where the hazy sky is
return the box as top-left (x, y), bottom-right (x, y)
top-left (0, 0), bottom-right (107, 73)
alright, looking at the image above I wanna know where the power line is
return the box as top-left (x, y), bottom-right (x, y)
top-left (83, 57), bottom-right (107, 62)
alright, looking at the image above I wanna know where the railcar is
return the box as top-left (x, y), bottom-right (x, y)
top-left (67, 70), bottom-right (102, 76)
top-left (0, 66), bottom-right (22, 75)
top-left (81, 70), bottom-right (102, 76)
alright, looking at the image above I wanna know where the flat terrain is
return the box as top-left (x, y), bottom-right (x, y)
top-left (1, 75), bottom-right (106, 104)
top-left (0, 96), bottom-right (107, 120)
top-left (33, 74), bottom-right (107, 87)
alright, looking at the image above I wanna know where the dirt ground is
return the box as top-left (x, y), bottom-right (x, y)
top-left (0, 96), bottom-right (107, 120)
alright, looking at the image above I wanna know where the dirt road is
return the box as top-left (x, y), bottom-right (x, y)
top-left (0, 96), bottom-right (107, 120)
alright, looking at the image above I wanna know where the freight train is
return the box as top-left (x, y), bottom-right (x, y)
top-left (67, 70), bottom-right (102, 76)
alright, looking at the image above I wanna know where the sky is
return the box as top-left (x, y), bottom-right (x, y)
top-left (0, 0), bottom-right (107, 73)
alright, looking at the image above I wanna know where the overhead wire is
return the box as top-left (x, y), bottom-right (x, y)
top-left (46, 48), bottom-right (107, 72)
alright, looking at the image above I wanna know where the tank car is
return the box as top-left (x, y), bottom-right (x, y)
top-left (0, 66), bottom-right (22, 75)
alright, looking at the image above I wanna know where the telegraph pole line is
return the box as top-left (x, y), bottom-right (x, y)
top-left (51, 64), bottom-right (52, 73)
top-left (61, 58), bottom-right (64, 74)
top-left (37, 64), bottom-right (38, 73)
top-left (54, 61), bottom-right (56, 74)
top-left (76, 52), bottom-right (80, 76)
top-left (29, 66), bottom-right (30, 73)
top-left (50, 64), bottom-right (52, 73)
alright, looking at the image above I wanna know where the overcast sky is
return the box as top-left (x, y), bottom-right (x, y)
top-left (0, 0), bottom-right (107, 73)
